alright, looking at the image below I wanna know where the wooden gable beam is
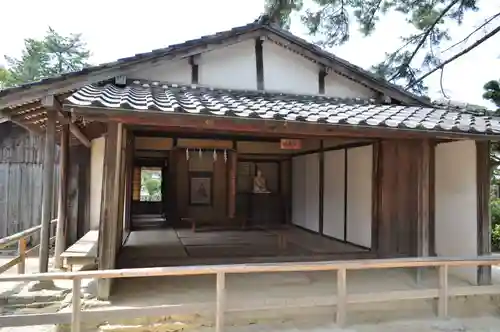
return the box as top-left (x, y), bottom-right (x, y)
top-left (42, 95), bottom-right (91, 148)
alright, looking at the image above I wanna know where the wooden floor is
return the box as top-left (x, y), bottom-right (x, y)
top-left (117, 226), bottom-right (370, 268)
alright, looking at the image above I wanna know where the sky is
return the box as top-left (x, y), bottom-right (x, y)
top-left (0, 0), bottom-right (499, 108)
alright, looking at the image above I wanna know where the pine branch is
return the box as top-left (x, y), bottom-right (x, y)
top-left (389, 0), bottom-right (461, 81)
top-left (442, 11), bottom-right (500, 53)
top-left (407, 24), bottom-right (500, 89)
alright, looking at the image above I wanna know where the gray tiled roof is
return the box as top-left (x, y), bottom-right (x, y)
top-left (66, 81), bottom-right (500, 135)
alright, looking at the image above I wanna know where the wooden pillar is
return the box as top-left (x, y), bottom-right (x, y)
top-left (39, 109), bottom-right (57, 273)
top-left (54, 123), bottom-right (70, 269)
top-left (476, 140), bottom-right (491, 285)
top-left (116, 128), bottom-right (127, 250)
top-left (227, 150), bottom-right (237, 219)
top-left (416, 140), bottom-right (433, 282)
top-left (417, 140), bottom-right (432, 258)
top-left (97, 123), bottom-right (123, 299)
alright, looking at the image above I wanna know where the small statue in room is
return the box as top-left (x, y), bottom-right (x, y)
top-left (253, 168), bottom-right (270, 194)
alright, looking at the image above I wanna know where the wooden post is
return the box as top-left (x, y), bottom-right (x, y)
top-left (438, 264), bottom-right (448, 318)
top-left (39, 109), bottom-right (57, 273)
top-left (476, 141), bottom-right (492, 285)
top-left (336, 268), bottom-right (347, 327)
top-left (416, 140), bottom-right (432, 284)
top-left (54, 123), bottom-right (70, 269)
top-left (227, 150), bottom-right (237, 219)
top-left (216, 272), bottom-right (226, 332)
top-left (97, 123), bottom-right (123, 299)
top-left (71, 278), bottom-right (81, 332)
top-left (17, 238), bottom-right (26, 274)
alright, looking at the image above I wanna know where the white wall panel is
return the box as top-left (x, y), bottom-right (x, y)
top-left (125, 59), bottom-right (191, 85)
top-left (292, 155), bottom-right (306, 229)
top-left (90, 136), bottom-right (105, 230)
top-left (292, 154), bottom-right (319, 232)
top-left (199, 40), bottom-right (257, 90)
top-left (346, 145), bottom-right (372, 248)
top-left (263, 42), bottom-right (318, 95)
top-left (323, 149), bottom-right (345, 239)
top-left (435, 140), bottom-right (477, 284)
top-left (305, 153), bottom-right (320, 232)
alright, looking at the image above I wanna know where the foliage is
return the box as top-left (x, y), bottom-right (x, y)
top-left (483, 79), bottom-right (500, 109)
top-left (493, 224), bottom-right (500, 252)
top-left (264, 0), bottom-right (500, 95)
top-left (491, 198), bottom-right (500, 251)
top-left (0, 27), bottom-right (90, 88)
top-left (144, 178), bottom-right (161, 197)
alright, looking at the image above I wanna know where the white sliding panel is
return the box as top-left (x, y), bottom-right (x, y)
top-left (346, 145), bottom-right (373, 248)
top-left (323, 149), bottom-right (346, 240)
top-left (292, 154), bottom-right (320, 232)
top-left (435, 140), bottom-right (477, 284)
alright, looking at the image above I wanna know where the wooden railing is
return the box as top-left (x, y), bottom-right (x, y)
top-left (0, 219), bottom-right (57, 274)
top-left (0, 256), bottom-right (499, 332)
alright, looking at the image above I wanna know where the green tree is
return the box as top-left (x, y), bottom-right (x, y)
top-left (0, 27), bottom-right (90, 88)
top-left (264, 0), bottom-right (500, 94)
top-left (144, 179), bottom-right (161, 198)
top-left (483, 79), bottom-right (500, 109)
top-left (0, 66), bottom-right (12, 89)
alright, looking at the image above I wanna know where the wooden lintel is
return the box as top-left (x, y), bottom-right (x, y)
top-left (67, 106), bottom-right (498, 141)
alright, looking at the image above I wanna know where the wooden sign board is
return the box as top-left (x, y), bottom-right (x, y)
top-left (280, 139), bottom-right (302, 150)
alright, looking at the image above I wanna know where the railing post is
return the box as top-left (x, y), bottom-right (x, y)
top-left (17, 238), bottom-right (26, 274)
top-left (71, 278), bottom-right (81, 332)
top-left (336, 268), bottom-right (347, 327)
top-left (438, 264), bottom-right (448, 318)
top-left (216, 272), bottom-right (226, 332)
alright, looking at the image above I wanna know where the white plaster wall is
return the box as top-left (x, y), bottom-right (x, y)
top-left (124, 39), bottom-right (378, 99)
top-left (199, 40), bottom-right (257, 90)
top-left (125, 59), bottom-right (191, 84)
top-left (292, 154), bottom-right (320, 232)
top-left (90, 136), bottom-right (105, 230)
top-left (435, 140), bottom-right (478, 284)
top-left (346, 145), bottom-right (372, 248)
top-left (263, 42), bottom-right (319, 95)
top-left (325, 73), bottom-right (376, 99)
top-left (323, 149), bottom-right (345, 240)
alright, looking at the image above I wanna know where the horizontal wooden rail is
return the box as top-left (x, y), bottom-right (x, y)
top-left (0, 255), bottom-right (499, 332)
top-left (0, 219), bottom-right (57, 249)
top-left (0, 219), bottom-right (57, 275)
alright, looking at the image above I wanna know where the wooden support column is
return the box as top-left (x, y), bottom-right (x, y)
top-left (97, 123), bottom-right (123, 299)
top-left (417, 140), bottom-right (432, 257)
top-left (116, 128), bottom-right (127, 250)
top-left (416, 140), bottom-right (432, 283)
top-left (54, 122), bottom-right (70, 269)
top-left (38, 108), bottom-right (57, 273)
top-left (227, 150), bottom-right (237, 219)
top-left (476, 140), bottom-right (491, 285)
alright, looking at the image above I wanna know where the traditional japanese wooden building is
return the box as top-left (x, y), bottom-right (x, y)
top-left (0, 16), bottom-right (496, 299)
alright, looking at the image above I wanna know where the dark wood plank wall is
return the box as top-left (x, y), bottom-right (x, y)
top-left (376, 139), bottom-right (434, 258)
top-left (0, 123), bottom-right (57, 241)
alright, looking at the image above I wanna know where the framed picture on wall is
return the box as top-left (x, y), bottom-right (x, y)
top-left (189, 172), bottom-right (213, 206)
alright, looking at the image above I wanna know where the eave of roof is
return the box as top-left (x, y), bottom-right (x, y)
top-left (0, 16), bottom-right (431, 113)
top-left (62, 80), bottom-right (500, 138)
